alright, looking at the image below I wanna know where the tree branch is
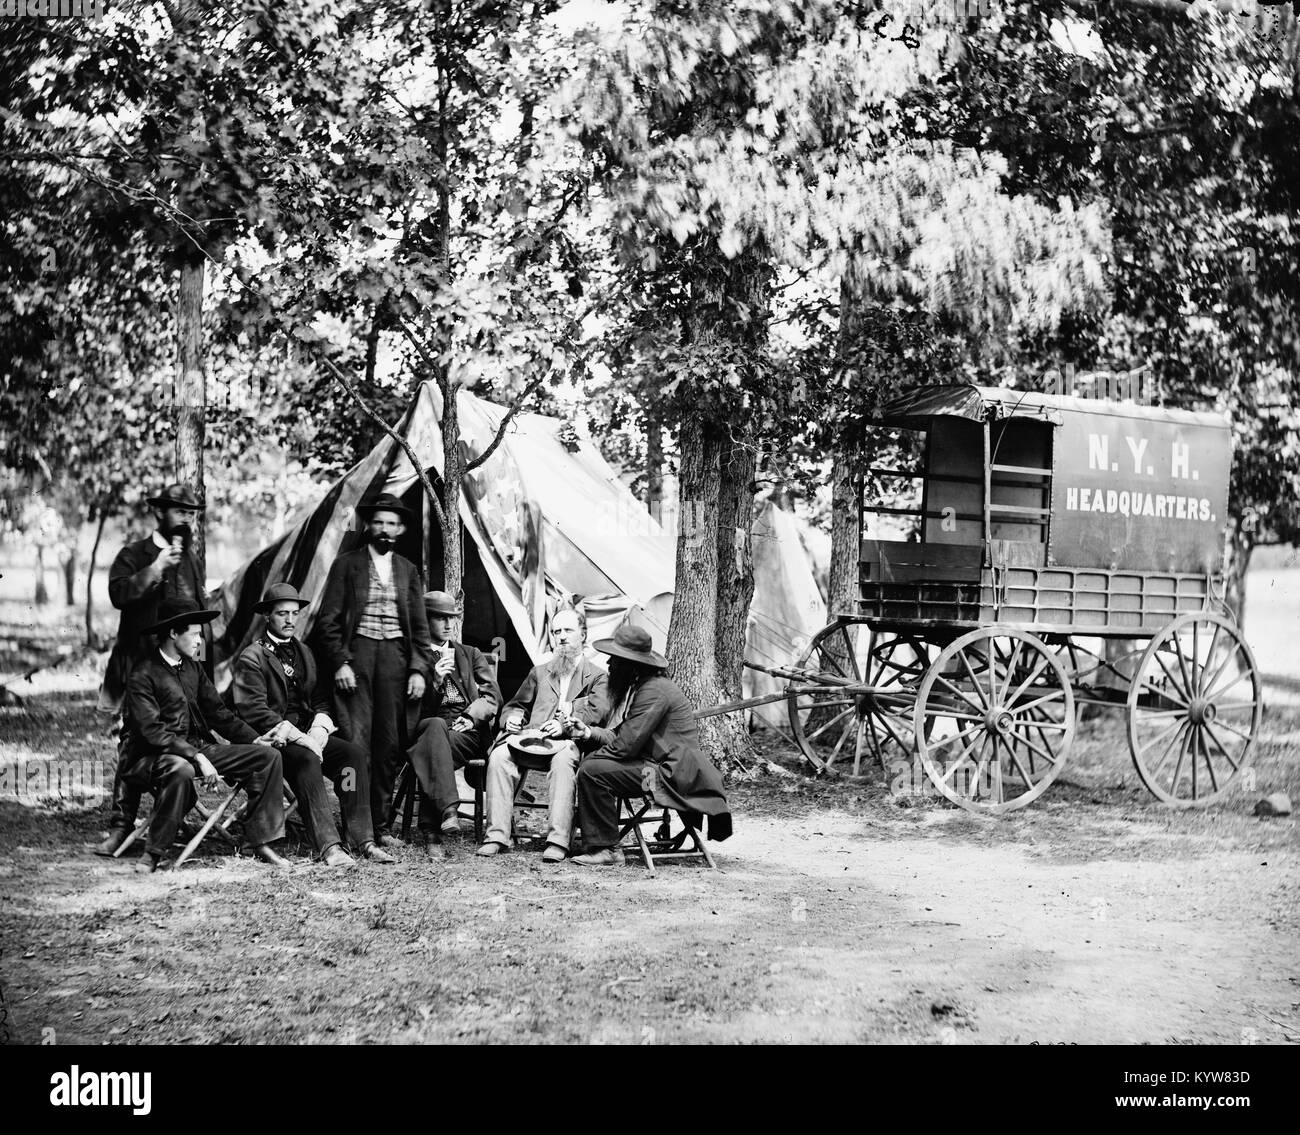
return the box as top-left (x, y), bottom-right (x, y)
top-left (464, 371), bottom-right (549, 473)
top-left (315, 351), bottom-right (449, 532)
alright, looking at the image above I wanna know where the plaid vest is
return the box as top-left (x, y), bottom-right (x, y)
top-left (356, 559), bottom-right (404, 640)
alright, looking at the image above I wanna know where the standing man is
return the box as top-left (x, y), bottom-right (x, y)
top-left (404, 590), bottom-right (501, 842)
top-left (311, 493), bottom-right (433, 845)
top-left (478, 606), bottom-right (607, 863)
top-left (569, 625), bottom-right (732, 867)
top-left (231, 583), bottom-right (394, 866)
top-left (95, 483), bottom-right (207, 857)
top-left (123, 599), bottom-right (288, 873)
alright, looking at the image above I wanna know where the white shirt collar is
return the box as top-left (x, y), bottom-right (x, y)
top-left (159, 648), bottom-right (183, 669)
top-left (266, 630), bottom-right (293, 646)
top-left (367, 544), bottom-right (393, 564)
top-left (152, 530), bottom-right (170, 551)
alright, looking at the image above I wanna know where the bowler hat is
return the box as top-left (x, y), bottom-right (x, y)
top-left (423, 590), bottom-right (463, 617)
top-left (357, 493), bottom-right (412, 522)
top-left (254, 582), bottom-right (310, 614)
top-left (144, 598), bottom-right (220, 637)
top-left (147, 483), bottom-right (204, 511)
top-left (592, 624), bottom-right (668, 670)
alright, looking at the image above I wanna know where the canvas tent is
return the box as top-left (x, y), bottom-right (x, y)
top-left (215, 381), bottom-right (825, 723)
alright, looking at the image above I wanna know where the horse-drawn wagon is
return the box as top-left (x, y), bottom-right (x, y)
top-left (765, 384), bottom-right (1260, 814)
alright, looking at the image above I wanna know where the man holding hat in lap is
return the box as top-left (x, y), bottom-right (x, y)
top-left (404, 589), bottom-right (501, 841)
top-left (478, 606), bottom-right (608, 863)
top-left (311, 492), bottom-right (434, 846)
top-left (568, 624), bottom-right (732, 867)
top-left (96, 482), bottom-right (208, 857)
top-left (231, 583), bottom-right (394, 866)
top-left (122, 598), bottom-right (289, 873)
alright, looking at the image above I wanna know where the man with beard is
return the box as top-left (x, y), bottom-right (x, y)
top-left (231, 583), bottom-right (394, 866)
top-left (311, 493), bottom-right (433, 845)
top-left (95, 483), bottom-right (209, 857)
top-left (569, 625), bottom-right (732, 867)
top-left (478, 606), bottom-right (607, 863)
top-left (403, 590), bottom-right (501, 842)
top-left (123, 599), bottom-right (288, 873)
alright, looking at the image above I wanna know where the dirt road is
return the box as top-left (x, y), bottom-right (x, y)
top-left (2, 706), bottom-right (1297, 1045)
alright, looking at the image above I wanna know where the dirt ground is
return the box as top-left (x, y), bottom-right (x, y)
top-left (1, 599), bottom-right (1298, 1045)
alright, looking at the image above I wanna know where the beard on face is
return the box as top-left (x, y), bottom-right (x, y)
top-left (552, 639), bottom-right (580, 669)
top-left (606, 657), bottom-right (645, 707)
top-left (367, 530), bottom-right (395, 553)
top-left (162, 521), bottom-right (192, 545)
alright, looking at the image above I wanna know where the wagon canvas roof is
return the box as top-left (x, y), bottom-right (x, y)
top-left (880, 384), bottom-right (1229, 431)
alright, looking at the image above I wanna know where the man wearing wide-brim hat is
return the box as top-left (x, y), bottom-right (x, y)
top-left (403, 590), bottom-right (501, 841)
top-left (95, 482), bottom-right (209, 857)
top-left (122, 599), bottom-right (289, 872)
top-left (567, 624), bottom-right (732, 866)
top-left (231, 583), bottom-right (394, 866)
top-left (310, 492), bottom-right (435, 845)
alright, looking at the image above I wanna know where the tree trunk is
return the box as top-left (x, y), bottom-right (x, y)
top-left (713, 437), bottom-right (757, 759)
top-left (828, 267), bottom-right (864, 624)
top-left (61, 546), bottom-right (75, 605)
top-left (828, 443), bottom-right (859, 622)
top-left (666, 415), bottom-right (724, 753)
top-left (86, 511), bottom-right (107, 647)
top-left (441, 390), bottom-right (464, 602)
top-left (1225, 521), bottom-right (1255, 629)
top-left (34, 546), bottom-right (49, 606)
top-left (644, 403), bottom-right (664, 521)
top-left (175, 256), bottom-right (206, 581)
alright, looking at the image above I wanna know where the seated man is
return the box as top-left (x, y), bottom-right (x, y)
top-left (231, 583), bottom-right (393, 866)
top-left (122, 599), bottom-right (289, 873)
top-left (569, 625), bottom-right (732, 866)
top-left (479, 606), bottom-right (607, 863)
top-left (405, 591), bottom-right (501, 841)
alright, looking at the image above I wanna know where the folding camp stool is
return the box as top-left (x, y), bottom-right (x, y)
top-left (113, 783), bottom-right (247, 868)
top-left (616, 795), bottom-right (718, 877)
top-left (389, 758), bottom-right (487, 844)
top-left (114, 779), bottom-right (297, 868)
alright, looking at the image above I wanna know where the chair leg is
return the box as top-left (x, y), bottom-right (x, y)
top-left (473, 781), bottom-right (485, 845)
top-left (401, 763), bottom-right (416, 836)
top-left (684, 819), bottom-right (718, 870)
top-left (175, 789), bottom-right (242, 868)
top-left (111, 815), bottom-right (150, 859)
top-left (387, 763), bottom-right (410, 835)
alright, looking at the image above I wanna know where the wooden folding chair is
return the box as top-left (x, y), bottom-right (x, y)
top-left (616, 796), bottom-right (718, 878)
top-left (389, 758), bottom-right (487, 843)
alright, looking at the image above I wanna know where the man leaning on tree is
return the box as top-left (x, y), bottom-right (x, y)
top-left (95, 482), bottom-right (209, 857)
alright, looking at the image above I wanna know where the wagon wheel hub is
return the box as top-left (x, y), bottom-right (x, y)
top-left (985, 708), bottom-right (1015, 737)
top-left (1188, 698), bottom-right (1216, 725)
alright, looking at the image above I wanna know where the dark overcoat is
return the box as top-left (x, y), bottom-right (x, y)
top-left (231, 637), bottom-right (331, 735)
top-left (309, 548), bottom-right (434, 682)
top-left (122, 654), bottom-right (258, 776)
top-left (99, 535), bottom-right (208, 713)
top-left (406, 640), bottom-right (502, 736)
top-left (583, 673), bottom-right (732, 840)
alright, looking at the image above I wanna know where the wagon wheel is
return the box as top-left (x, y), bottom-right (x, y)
top-left (863, 632), bottom-right (932, 768)
top-left (786, 617), bottom-right (912, 775)
top-left (1126, 612), bottom-right (1262, 808)
top-left (915, 627), bottom-right (1076, 815)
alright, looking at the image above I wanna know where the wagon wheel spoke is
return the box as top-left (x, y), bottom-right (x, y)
top-left (933, 673), bottom-right (985, 715)
top-left (1198, 727), bottom-right (1219, 795)
top-left (999, 637), bottom-right (1024, 703)
top-left (839, 625), bottom-right (863, 682)
top-left (1202, 721), bottom-right (1241, 773)
top-left (806, 705), bottom-right (857, 743)
top-left (1134, 716), bottom-right (1185, 761)
top-left (957, 647), bottom-right (990, 710)
top-left (1153, 649), bottom-right (1193, 703)
top-left (927, 723), bottom-right (985, 751)
top-left (1008, 687), bottom-right (1067, 716)
top-left (1198, 622), bottom-right (1223, 695)
top-left (1006, 653), bottom-right (1051, 708)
